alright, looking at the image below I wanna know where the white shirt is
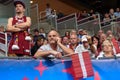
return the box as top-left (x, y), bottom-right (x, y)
top-left (38, 44), bottom-right (63, 58)
top-left (96, 51), bottom-right (104, 59)
top-left (46, 8), bottom-right (52, 17)
top-left (75, 44), bottom-right (88, 53)
top-left (75, 44), bottom-right (94, 58)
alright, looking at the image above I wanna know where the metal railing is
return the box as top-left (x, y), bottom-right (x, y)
top-left (100, 17), bottom-right (120, 38)
top-left (33, 9), bottom-right (120, 38)
top-left (56, 13), bottom-right (77, 36)
top-left (77, 14), bottom-right (101, 36)
top-left (39, 10), bottom-right (46, 22)
top-left (30, 4), bottom-right (39, 31)
top-left (39, 10), bottom-right (57, 27)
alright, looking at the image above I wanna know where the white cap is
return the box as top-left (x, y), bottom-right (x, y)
top-left (81, 36), bottom-right (88, 42)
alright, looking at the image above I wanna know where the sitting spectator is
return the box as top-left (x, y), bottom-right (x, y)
top-left (0, 26), bottom-right (4, 32)
top-left (64, 31), bottom-right (70, 39)
top-left (103, 13), bottom-right (111, 25)
top-left (75, 37), bottom-right (93, 58)
top-left (81, 10), bottom-right (88, 18)
top-left (34, 30), bottom-right (74, 59)
top-left (33, 29), bottom-right (44, 43)
top-left (33, 29), bottom-right (39, 42)
top-left (70, 29), bottom-right (77, 35)
top-left (97, 30), bottom-right (104, 38)
top-left (62, 36), bottom-right (69, 47)
top-left (39, 28), bottom-right (46, 38)
top-left (68, 34), bottom-right (79, 51)
top-left (81, 30), bottom-right (91, 44)
top-left (100, 33), bottom-right (107, 44)
top-left (106, 30), bottom-right (113, 37)
top-left (90, 36), bottom-right (101, 57)
top-left (97, 40), bottom-right (115, 59)
top-left (109, 8), bottom-right (116, 19)
top-left (31, 36), bottom-right (45, 56)
top-left (77, 29), bottom-right (83, 44)
top-left (88, 9), bottom-right (95, 16)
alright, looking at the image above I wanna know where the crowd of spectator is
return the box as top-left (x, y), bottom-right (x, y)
top-left (26, 28), bottom-right (120, 60)
top-left (0, 3), bottom-right (120, 60)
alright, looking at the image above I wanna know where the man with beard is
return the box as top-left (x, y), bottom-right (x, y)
top-left (34, 30), bottom-right (74, 59)
top-left (6, 1), bottom-right (31, 57)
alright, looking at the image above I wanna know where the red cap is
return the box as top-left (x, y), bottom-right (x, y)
top-left (14, 1), bottom-right (25, 8)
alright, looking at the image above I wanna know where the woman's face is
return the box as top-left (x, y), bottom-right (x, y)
top-left (93, 37), bottom-right (98, 45)
top-left (102, 41), bottom-right (113, 53)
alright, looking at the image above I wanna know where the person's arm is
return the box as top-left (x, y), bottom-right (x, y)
top-left (6, 18), bottom-right (21, 32)
top-left (34, 49), bottom-right (61, 58)
top-left (56, 37), bottom-right (74, 55)
top-left (15, 17), bottom-right (31, 29)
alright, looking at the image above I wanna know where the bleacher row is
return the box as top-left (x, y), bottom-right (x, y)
top-left (38, 12), bottom-right (120, 37)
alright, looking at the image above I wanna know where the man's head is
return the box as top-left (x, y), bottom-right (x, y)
top-left (47, 30), bottom-right (60, 44)
top-left (36, 36), bottom-right (45, 46)
top-left (62, 36), bottom-right (69, 45)
top-left (14, 1), bottom-right (25, 14)
top-left (100, 33), bottom-right (107, 43)
top-left (106, 30), bottom-right (112, 37)
top-left (70, 34), bottom-right (78, 45)
top-left (98, 30), bottom-right (103, 37)
top-left (34, 29), bottom-right (39, 36)
top-left (78, 29), bottom-right (83, 35)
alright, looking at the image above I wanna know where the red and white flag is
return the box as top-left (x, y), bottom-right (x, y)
top-left (71, 51), bottom-right (94, 79)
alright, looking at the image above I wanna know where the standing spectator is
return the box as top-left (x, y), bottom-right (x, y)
top-left (6, 1), bottom-right (31, 57)
top-left (45, 3), bottom-right (52, 19)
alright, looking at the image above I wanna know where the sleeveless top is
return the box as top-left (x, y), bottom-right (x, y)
top-left (8, 16), bottom-right (30, 55)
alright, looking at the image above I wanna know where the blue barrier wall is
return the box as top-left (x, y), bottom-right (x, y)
top-left (0, 58), bottom-right (120, 80)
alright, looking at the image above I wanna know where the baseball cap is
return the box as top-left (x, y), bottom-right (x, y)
top-left (81, 36), bottom-right (88, 42)
top-left (14, 1), bottom-right (25, 8)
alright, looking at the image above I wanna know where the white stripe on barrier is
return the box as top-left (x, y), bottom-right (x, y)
top-left (78, 53), bottom-right (87, 78)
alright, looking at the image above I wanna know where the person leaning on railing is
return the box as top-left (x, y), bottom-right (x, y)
top-left (34, 30), bottom-right (74, 59)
